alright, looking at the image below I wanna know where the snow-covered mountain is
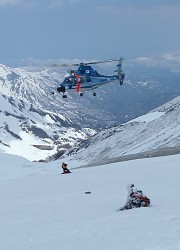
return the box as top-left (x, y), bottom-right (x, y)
top-left (1, 62), bottom-right (180, 129)
top-left (69, 96), bottom-right (180, 166)
top-left (0, 63), bottom-right (180, 162)
top-left (0, 94), bottom-right (96, 161)
top-left (0, 64), bottom-right (113, 161)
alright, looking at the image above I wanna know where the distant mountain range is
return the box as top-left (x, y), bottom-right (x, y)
top-left (0, 62), bottom-right (180, 161)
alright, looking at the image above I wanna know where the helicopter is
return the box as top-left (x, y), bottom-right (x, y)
top-left (50, 57), bottom-right (125, 98)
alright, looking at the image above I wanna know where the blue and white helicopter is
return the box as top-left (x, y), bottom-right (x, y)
top-left (51, 58), bottom-right (125, 98)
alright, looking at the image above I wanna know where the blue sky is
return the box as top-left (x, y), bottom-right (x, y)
top-left (0, 0), bottom-right (180, 64)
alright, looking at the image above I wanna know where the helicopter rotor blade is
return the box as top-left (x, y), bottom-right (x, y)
top-left (83, 59), bottom-right (120, 65)
top-left (47, 59), bottom-right (123, 67)
top-left (47, 63), bottom-right (79, 67)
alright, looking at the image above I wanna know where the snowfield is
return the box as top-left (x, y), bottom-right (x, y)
top-left (0, 153), bottom-right (180, 250)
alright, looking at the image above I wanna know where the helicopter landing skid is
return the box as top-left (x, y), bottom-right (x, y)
top-left (79, 90), bottom-right (96, 97)
top-left (92, 88), bottom-right (97, 96)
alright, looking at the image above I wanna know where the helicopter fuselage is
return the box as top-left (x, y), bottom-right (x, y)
top-left (61, 75), bottom-right (118, 91)
top-left (56, 58), bottom-right (125, 97)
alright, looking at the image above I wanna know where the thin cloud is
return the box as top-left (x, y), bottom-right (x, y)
top-left (96, 4), bottom-right (180, 19)
top-left (0, 0), bottom-right (36, 7)
top-left (49, 0), bottom-right (63, 9)
top-left (162, 53), bottom-right (180, 62)
top-left (49, 0), bottom-right (81, 9)
top-left (0, 0), bottom-right (23, 5)
top-left (135, 53), bottom-right (180, 73)
top-left (69, 0), bottom-right (82, 4)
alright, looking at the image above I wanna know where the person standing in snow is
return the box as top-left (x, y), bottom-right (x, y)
top-left (61, 162), bottom-right (71, 174)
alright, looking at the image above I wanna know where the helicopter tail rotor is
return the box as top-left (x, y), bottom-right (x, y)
top-left (115, 57), bottom-right (125, 85)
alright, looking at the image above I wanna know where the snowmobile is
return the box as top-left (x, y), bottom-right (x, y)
top-left (118, 184), bottom-right (150, 211)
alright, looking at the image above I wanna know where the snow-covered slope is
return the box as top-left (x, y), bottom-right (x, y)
top-left (0, 152), bottom-right (180, 250)
top-left (69, 96), bottom-right (180, 166)
top-left (0, 64), bottom-right (61, 108)
top-left (0, 94), bottom-right (93, 161)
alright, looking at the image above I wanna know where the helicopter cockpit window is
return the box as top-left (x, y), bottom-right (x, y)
top-left (64, 77), bottom-right (71, 83)
top-left (64, 77), bottom-right (78, 86)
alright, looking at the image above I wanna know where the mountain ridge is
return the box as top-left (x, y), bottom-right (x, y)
top-left (68, 96), bottom-right (180, 166)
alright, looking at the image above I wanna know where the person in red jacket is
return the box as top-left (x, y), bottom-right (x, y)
top-left (61, 162), bottom-right (71, 174)
top-left (119, 184), bottom-right (150, 211)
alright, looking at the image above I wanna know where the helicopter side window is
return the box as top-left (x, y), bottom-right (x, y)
top-left (73, 78), bottom-right (77, 85)
top-left (86, 76), bottom-right (91, 82)
top-left (80, 77), bottom-right (85, 83)
top-left (75, 76), bottom-right (85, 83)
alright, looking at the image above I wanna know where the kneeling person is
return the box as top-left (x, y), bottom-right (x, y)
top-left (61, 162), bottom-right (71, 174)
